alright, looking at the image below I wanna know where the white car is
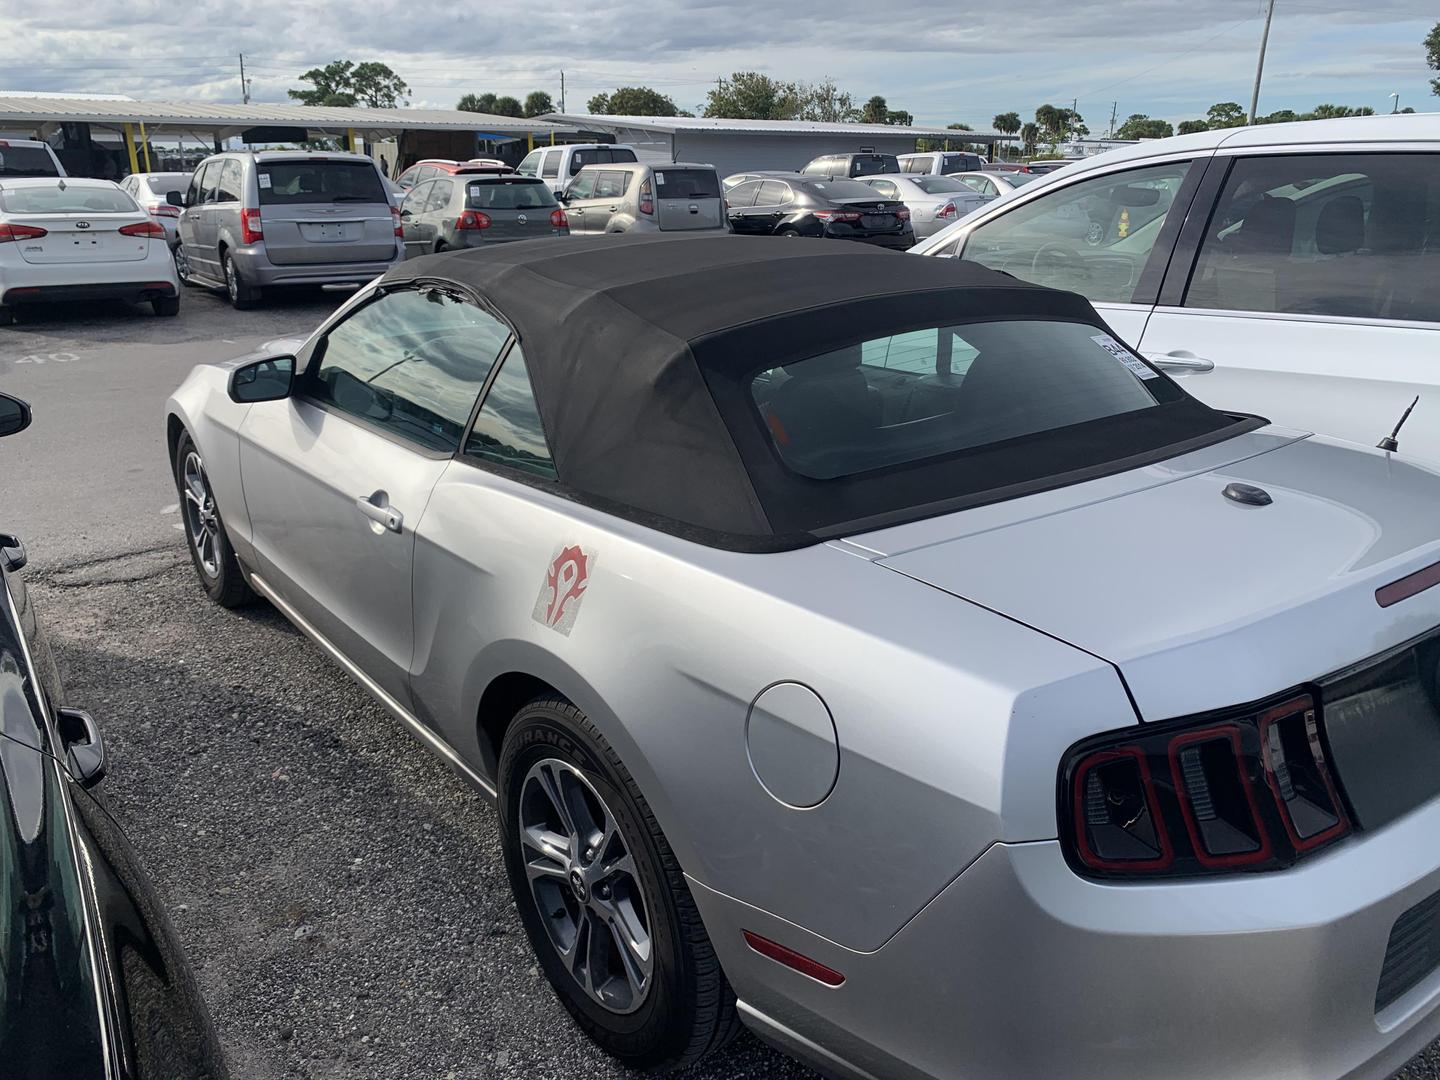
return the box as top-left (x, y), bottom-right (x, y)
top-left (118, 171), bottom-right (190, 241)
top-left (0, 177), bottom-right (180, 324)
top-left (0, 137), bottom-right (65, 178)
top-left (912, 114), bottom-right (1440, 463)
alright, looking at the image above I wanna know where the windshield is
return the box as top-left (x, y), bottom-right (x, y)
top-left (144, 173), bottom-right (190, 194)
top-left (0, 184), bottom-right (137, 214)
top-left (751, 320), bottom-right (1173, 480)
top-left (911, 175), bottom-right (974, 195)
top-left (0, 144), bottom-right (58, 177)
top-left (257, 160), bottom-right (387, 205)
top-left (466, 179), bottom-right (558, 209)
top-left (1003, 172), bottom-right (1041, 186)
top-left (803, 178), bottom-right (881, 201)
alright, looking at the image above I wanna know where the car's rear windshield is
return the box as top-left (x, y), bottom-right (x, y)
top-left (802, 178), bottom-right (880, 200)
top-left (0, 184), bottom-right (137, 214)
top-left (466, 179), bottom-right (558, 209)
top-left (750, 320), bottom-right (1183, 480)
top-left (257, 160), bottom-right (387, 205)
top-left (0, 144), bottom-right (58, 177)
top-left (145, 173), bottom-right (190, 194)
top-left (655, 169), bottom-right (720, 199)
top-left (851, 155), bottom-right (899, 176)
top-left (911, 175), bottom-right (974, 194)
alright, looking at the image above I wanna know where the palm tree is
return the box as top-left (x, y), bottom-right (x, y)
top-left (1020, 122), bottom-right (1040, 157)
top-left (992, 111), bottom-right (1021, 160)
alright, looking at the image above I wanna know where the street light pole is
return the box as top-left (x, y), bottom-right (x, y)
top-left (1248, 0), bottom-right (1276, 125)
top-left (1390, 92), bottom-right (1400, 114)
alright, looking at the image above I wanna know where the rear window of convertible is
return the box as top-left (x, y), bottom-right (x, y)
top-left (751, 320), bottom-right (1175, 480)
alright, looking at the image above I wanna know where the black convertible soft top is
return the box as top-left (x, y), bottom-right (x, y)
top-left (383, 234), bottom-right (1251, 549)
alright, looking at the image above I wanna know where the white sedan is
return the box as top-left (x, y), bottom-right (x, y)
top-left (0, 177), bottom-right (180, 324)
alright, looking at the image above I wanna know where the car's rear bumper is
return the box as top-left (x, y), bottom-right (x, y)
top-left (0, 243), bottom-right (179, 307)
top-left (824, 229), bottom-right (914, 250)
top-left (229, 244), bottom-right (400, 289)
top-left (693, 792), bottom-right (1440, 1080)
top-left (1, 280), bottom-right (177, 306)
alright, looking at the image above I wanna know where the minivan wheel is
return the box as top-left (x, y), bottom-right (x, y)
top-left (172, 243), bottom-right (196, 286)
top-left (498, 698), bottom-right (741, 1071)
top-left (221, 251), bottom-right (259, 310)
top-left (173, 431), bottom-right (255, 607)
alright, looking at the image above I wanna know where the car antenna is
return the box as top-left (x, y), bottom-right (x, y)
top-left (1376, 395), bottom-right (1420, 452)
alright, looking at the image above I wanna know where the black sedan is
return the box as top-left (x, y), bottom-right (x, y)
top-left (0, 392), bottom-right (228, 1080)
top-left (725, 175), bottom-right (914, 249)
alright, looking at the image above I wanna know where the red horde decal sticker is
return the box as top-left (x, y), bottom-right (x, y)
top-left (533, 544), bottom-right (595, 636)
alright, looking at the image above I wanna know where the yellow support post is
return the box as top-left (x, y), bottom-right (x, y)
top-left (123, 123), bottom-right (140, 176)
top-left (347, 128), bottom-right (357, 153)
top-left (139, 122), bottom-right (153, 172)
top-left (550, 130), bottom-right (555, 146)
top-left (528, 132), bottom-right (534, 152)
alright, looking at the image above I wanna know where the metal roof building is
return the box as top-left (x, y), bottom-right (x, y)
top-left (540, 113), bottom-right (1013, 177)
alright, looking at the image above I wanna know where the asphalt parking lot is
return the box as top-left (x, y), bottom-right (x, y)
top-left (1, 286), bottom-right (1437, 1080)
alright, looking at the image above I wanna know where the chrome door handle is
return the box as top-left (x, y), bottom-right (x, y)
top-left (1146, 352), bottom-right (1215, 373)
top-left (607, 205), bottom-right (619, 211)
top-left (356, 493), bottom-right (402, 533)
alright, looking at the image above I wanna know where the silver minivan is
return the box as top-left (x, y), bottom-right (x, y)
top-left (559, 162), bottom-right (727, 234)
top-left (175, 151), bottom-right (401, 309)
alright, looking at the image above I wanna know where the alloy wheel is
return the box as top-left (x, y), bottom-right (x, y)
top-left (224, 257), bottom-right (239, 302)
top-left (519, 758), bottom-right (654, 1014)
top-left (180, 451), bottom-right (220, 578)
top-left (173, 243), bottom-right (190, 281)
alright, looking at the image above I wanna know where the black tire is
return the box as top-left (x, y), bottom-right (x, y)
top-left (221, 250), bottom-right (259, 310)
top-left (777, 227), bottom-right (802, 237)
top-left (0, 307), bottom-right (14, 326)
top-left (153, 295), bottom-right (180, 317)
top-left (173, 431), bottom-right (255, 607)
top-left (173, 242), bottom-right (202, 288)
top-left (498, 699), bottom-right (740, 1072)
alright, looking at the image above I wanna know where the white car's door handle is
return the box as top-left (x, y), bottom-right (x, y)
top-left (356, 493), bottom-right (402, 533)
top-left (1146, 352), bottom-right (1216, 373)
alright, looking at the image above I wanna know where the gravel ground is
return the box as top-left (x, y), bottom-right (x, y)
top-left (32, 544), bottom-right (813, 1080)
top-left (29, 542), bottom-right (1440, 1080)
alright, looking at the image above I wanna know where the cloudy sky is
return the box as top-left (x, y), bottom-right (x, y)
top-left (3, 0), bottom-right (1435, 130)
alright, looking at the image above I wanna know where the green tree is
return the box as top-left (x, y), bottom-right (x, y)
top-left (589, 86), bottom-right (682, 115)
top-left (457, 92), bottom-right (499, 113)
top-left (792, 78), bottom-right (858, 122)
top-left (1177, 119), bottom-right (1209, 135)
top-left (887, 109), bottom-right (913, 126)
top-left (1115, 114), bottom-right (1174, 140)
top-left (290, 60), bottom-right (409, 108)
top-left (992, 111), bottom-right (1021, 137)
top-left (524, 91), bottom-right (554, 118)
top-left (1257, 108), bottom-right (1298, 124)
top-left (1427, 21), bottom-right (1440, 95)
top-left (1020, 121), bottom-right (1040, 156)
top-left (1306, 103), bottom-right (1375, 119)
top-left (1206, 101), bottom-right (1246, 128)
top-left (1034, 104), bottom-right (1084, 144)
top-left (704, 72), bottom-right (800, 119)
top-left (492, 96), bottom-right (523, 117)
top-left (860, 95), bottom-right (890, 124)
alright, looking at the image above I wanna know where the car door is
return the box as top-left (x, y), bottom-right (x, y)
top-left (748, 179), bottom-right (792, 233)
top-left (418, 179), bottom-right (453, 251)
top-left (399, 180), bottom-right (433, 258)
top-left (585, 170), bottom-right (626, 233)
top-left (178, 161), bottom-right (217, 278)
top-left (562, 170), bottom-right (598, 234)
top-left (958, 174), bottom-right (1000, 200)
top-left (1137, 147), bottom-right (1440, 462)
top-left (724, 180), bottom-right (763, 232)
top-left (237, 285), bottom-right (512, 705)
top-left (933, 153), bottom-right (1209, 349)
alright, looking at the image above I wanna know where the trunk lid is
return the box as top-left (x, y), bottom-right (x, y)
top-left (256, 158), bottom-right (396, 265)
top-left (833, 197), bottom-right (906, 235)
top-left (478, 208), bottom-right (564, 241)
top-left (464, 179), bottom-right (563, 241)
top-left (653, 168), bottom-right (724, 231)
top-left (12, 213), bottom-right (151, 264)
top-left (861, 433), bottom-right (1440, 721)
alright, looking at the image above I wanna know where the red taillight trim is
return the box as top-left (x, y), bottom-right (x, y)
top-left (936, 202), bottom-right (957, 219)
top-left (813, 209), bottom-right (862, 223)
top-left (742, 931), bottom-right (845, 986)
top-left (390, 204), bottom-right (403, 238)
top-left (895, 207), bottom-right (911, 221)
top-left (1257, 696), bottom-right (1350, 852)
top-left (550, 207), bottom-right (568, 229)
top-left (1071, 747), bottom-right (1174, 873)
top-left (1376, 559), bottom-right (1440, 608)
top-left (1167, 726), bottom-right (1275, 869)
top-left (240, 208), bottom-right (263, 245)
top-left (0, 223), bottom-right (47, 243)
top-left (639, 177), bottom-right (653, 216)
top-left (149, 204), bottom-right (181, 218)
top-left (119, 221), bottom-right (167, 238)
top-left (457, 209), bottom-right (492, 230)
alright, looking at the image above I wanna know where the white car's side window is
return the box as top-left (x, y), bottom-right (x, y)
top-left (1183, 152), bottom-right (1440, 324)
top-left (962, 161), bottom-right (1193, 304)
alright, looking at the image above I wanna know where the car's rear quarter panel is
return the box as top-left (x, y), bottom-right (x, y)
top-left (407, 461), bottom-right (1136, 950)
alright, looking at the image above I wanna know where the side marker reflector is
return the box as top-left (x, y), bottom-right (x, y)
top-left (1377, 560), bottom-right (1440, 608)
top-left (743, 931), bottom-right (845, 986)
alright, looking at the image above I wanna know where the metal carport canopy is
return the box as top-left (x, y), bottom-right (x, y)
top-left (0, 95), bottom-right (573, 140)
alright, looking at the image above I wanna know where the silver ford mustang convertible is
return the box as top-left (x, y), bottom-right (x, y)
top-left (166, 235), bottom-right (1440, 1079)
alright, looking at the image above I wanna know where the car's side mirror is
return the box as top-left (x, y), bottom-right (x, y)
top-left (166, 190), bottom-right (184, 207)
top-left (400, 207), bottom-right (413, 218)
top-left (0, 393), bottom-right (32, 438)
top-left (228, 355), bottom-right (295, 403)
top-left (556, 189), bottom-right (570, 203)
top-left (56, 707), bottom-right (105, 788)
top-left (0, 533), bottom-right (26, 573)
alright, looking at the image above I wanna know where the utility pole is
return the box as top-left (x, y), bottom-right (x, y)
top-left (559, 71), bottom-right (566, 114)
top-left (1248, 0), bottom-right (1276, 124)
top-left (238, 53), bottom-right (251, 105)
top-left (1108, 101), bottom-right (1118, 139)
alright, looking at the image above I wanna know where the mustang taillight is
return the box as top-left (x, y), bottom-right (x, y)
top-left (1061, 691), bottom-right (1350, 879)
